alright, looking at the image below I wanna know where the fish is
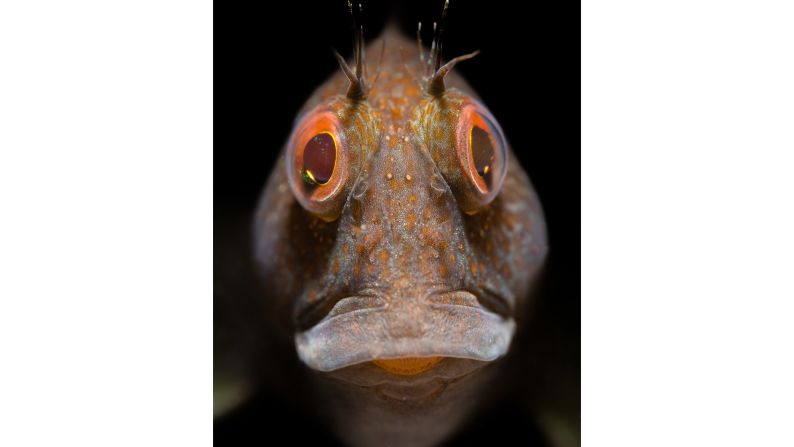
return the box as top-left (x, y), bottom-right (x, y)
top-left (216, 4), bottom-right (550, 446)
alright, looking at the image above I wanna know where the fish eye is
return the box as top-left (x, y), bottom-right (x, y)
top-left (286, 108), bottom-right (349, 221)
top-left (470, 125), bottom-right (495, 189)
top-left (302, 132), bottom-right (337, 185)
top-left (452, 101), bottom-right (508, 213)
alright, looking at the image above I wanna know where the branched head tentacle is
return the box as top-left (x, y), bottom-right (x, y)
top-left (420, 0), bottom-right (479, 97)
top-left (429, 0), bottom-right (450, 74)
top-left (427, 50), bottom-right (480, 96)
top-left (335, 0), bottom-right (368, 101)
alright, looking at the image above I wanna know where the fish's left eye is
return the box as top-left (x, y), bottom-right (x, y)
top-left (470, 124), bottom-right (495, 189)
top-left (451, 101), bottom-right (508, 213)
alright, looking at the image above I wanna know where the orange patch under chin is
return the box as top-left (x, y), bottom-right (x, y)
top-left (372, 357), bottom-right (443, 376)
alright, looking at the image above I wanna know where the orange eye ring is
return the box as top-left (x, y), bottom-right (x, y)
top-left (286, 108), bottom-right (349, 221)
top-left (453, 101), bottom-right (508, 213)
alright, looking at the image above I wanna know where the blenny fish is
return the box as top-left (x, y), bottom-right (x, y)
top-left (220, 4), bottom-right (548, 446)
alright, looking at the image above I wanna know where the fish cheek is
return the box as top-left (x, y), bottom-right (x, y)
top-left (283, 200), bottom-right (342, 313)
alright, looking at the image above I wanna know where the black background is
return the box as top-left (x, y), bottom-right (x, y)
top-left (215, 0), bottom-right (579, 445)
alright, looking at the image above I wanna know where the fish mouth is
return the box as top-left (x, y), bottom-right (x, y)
top-left (294, 290), bottom-right (516, 372)
top-left (320, 356), bottom-right (492, 402)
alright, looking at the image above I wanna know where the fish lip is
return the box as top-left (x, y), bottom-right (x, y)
top-left (295, 293), bottom-right (387, 331)
top-left (427, 289), bottom-right (512, 318)
top-left (294, 290), bottom-right (516, 372)
top-left (325, 295), bottom-right (389, 319)
top-left (297, 288), bottom-right (511, 331)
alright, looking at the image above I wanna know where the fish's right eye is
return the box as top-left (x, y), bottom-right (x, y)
top-left (301, 132), bottom-right (337, 185)
top-left (286, 108), bottom-right (350, 221)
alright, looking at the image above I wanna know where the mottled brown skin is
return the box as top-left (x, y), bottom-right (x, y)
top-left (252, 29), bottom-right (547, 447)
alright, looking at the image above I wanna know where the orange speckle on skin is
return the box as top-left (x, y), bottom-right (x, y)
top-left (405, 212), bottom-right (417, 232)
top-left (422, 206), bottom-right (432, 222)
top-left (373, 357), bottom-right (442, 376)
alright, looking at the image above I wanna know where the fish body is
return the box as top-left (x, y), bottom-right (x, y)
top-left (250, 27), bottom-right (548, 446)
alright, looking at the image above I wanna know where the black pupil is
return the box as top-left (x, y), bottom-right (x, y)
top-left (303, 133), bottom-right (336, 185)
top-left (471, 125), bottom-right (495, 189)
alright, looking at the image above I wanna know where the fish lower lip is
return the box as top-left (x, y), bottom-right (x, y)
top-left (372, 357), bottom-right (443, 376)
top-left (320, 356), bottom-right (490, 388)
